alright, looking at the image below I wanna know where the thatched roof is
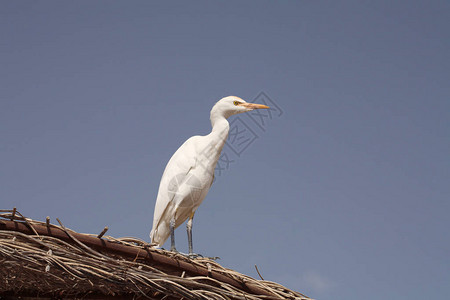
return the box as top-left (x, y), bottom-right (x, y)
top-left (0, 208), bottom-right (311, 300)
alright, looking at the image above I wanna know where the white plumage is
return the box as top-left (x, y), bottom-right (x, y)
top-left (150, 96), bottom-right (269, 255)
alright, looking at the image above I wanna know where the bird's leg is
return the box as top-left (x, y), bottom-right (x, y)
top-left (186, 213), bottom-right (203, 259)
top-left (186, 213), bottom-right (194, 255)
top-left (170, 217), bottom-right (177, 252)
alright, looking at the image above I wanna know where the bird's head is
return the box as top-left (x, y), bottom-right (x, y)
top-left (211, 96), bottom-right (269, 120)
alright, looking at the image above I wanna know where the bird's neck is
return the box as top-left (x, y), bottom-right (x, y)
top-left (210, 113), bottom-right (230, 147)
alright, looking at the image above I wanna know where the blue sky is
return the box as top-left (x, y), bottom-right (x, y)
top-left (1, 1), bottom-right (449, 299)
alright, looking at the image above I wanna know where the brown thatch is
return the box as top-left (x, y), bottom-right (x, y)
top-left (0, 208), bottom-right (311, 300)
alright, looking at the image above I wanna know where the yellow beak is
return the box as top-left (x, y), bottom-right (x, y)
top-left (240, 103), bottom-right (270, 109)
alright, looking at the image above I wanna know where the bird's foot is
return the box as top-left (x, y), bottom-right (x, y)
top-left (172, 252), bottom-right (203, 259)
top-left (187, 253), bottom-right (220, 260)
top-left (187, 253), bottom-right (203, 259)
top-left (206, 256), bottom-right (220, 261)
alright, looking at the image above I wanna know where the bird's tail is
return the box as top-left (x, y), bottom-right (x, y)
top-left (149, 228), bottom-right (156, 244)
top-left (149, 223), bottom-right (170, 248)
top-left (149, 227), bottom-right (163, 248)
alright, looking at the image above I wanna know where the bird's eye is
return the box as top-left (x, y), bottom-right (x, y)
top-left (233, 101), bottom-right (241, 106)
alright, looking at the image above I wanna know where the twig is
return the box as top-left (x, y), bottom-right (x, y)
top-left (97, 226), bottom-right (108, 239)
top-left (254, 265), bottom-right (264, 281)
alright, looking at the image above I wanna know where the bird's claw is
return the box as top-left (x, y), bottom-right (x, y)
top-left (162, 249), bottom-right (219, 261)
top-left (188, 253), bottom-right (220, 261)
top-left (187, 253), bottom-right (203, 259)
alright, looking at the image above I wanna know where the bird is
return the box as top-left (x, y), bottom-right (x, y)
top-left (150, 96), bottom-right (269, 256)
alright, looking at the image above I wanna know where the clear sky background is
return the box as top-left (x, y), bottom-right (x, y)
top-left (1, 1), bottom-right (449, 299)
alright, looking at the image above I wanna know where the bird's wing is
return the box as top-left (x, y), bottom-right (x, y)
top-left (152, 136), bottom-right (203, 231)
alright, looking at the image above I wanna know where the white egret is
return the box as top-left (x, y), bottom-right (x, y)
top-left (150, 96), bottom-right (269, 255)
